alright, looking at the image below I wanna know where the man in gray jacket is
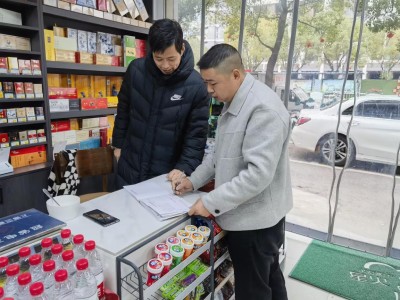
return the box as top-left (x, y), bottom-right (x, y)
top-left (171, 44), bottom-right (293, 299)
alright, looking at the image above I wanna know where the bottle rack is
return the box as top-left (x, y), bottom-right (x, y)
top-left (116, 216), bottom-right (229, 300)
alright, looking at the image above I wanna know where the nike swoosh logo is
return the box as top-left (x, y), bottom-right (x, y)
top-left (170, 94), bottom-right (183, 101)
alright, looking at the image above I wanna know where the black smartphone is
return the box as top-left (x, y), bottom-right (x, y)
top-left (83, 209), bottom-right (120, 227)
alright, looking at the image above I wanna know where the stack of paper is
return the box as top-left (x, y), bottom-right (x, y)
top-left (124, 181), bottom-right (190, 221)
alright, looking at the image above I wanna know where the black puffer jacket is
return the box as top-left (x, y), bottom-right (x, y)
top-left (112, 41), bottom-right (210, 185)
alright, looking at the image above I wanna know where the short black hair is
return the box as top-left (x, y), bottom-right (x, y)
top-left (197, 44), bottom-right (244, 72)
top-left (148, 19), bottom-right (183, 53)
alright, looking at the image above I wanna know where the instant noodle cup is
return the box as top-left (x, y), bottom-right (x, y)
top-left (198, 226), bottom-right (211, 242)
top-left (146, 259), bottom-right (163, 286)
top-left (154, 243), bottom-right (169, 256)
top-left (157, 252), bottom-right (173, 276)
top-left (191, 232), bottom-right (204, 251)
top-left (181, 238), bottom-right (194, 260)
top-left (170, 245), bottom-right (184, 269)
top-left (184, 225), bottom-right (197, 234)
top-left (166, 236), bottom-right (180, 248)
top-left (177, 230), bottom-right (190, 241)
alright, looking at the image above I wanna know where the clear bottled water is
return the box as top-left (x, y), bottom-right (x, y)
top-left (18, 247), bottom-right (31, 273)
top-left (16, 272), bottom-right (32, 299)
top-left (62, 250), bottom-right (76, 282)
top-left (61, 229), bottom-right (73, 251)
top-left (74, 259), bottom-right (98, 300)
top-left (30, 282), bottom-right (49, 300)
top-left (29, 254), bottom-right (44, 283)
top-left (0, 257), bottom-right (8, 288)
top-left (4, 264), bottom-right (20, 297)
top-left (54, 269), bottom-right (75, 300)
top-left (51, 244), bottom-right (64, 270)
top-left (72, 235), bottom-right (85, 261)
top-left (42, 260), bottom-right (56, 298)
top-left (84, 241), bottom-right (103, 299)
top-left (40, 238), bottom-right (53, 262)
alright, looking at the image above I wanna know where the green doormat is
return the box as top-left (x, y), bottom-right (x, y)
top-left (289, 240), bottom-right (400, 300)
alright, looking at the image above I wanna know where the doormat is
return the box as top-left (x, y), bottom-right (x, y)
top-left (289, 240), bottom-right (400, 300)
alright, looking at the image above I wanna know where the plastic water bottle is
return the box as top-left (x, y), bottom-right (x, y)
top-left (72, 235), bottom-right (85, 261)
top-left (4, 264), bottom-right (20, 297)
top-left (40, 238), bottom-right (53, 261)
top-left (51, 244), bottom-right (63, 270)
top-left (74, 259), bottom-right (98, 300)
top-left (61, 229), bottom-right (73, 251)
top-left (16, 272), bottom-right (32, 299)
top-left (0, 286), bottom-right (4, 299)
top-left (29, 255), bottom-right (44, 283)
top-left (42, 260), bottom-right (56, 297)
top-left (84, 241), bottom-right (104, 299)
top-left (54, 269), bottom-right (75, 300)
top-left (62, 250), bottom-right (76, 282)
top-left (0, 257), bottom-right (8, 288)
top-left (18, 247), bottom-right (31, 273)
top-left (29, 282), bottom-right (48, 300)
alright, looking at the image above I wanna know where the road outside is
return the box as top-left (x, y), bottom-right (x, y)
top-left (288, 144), bottom-right (400, 249)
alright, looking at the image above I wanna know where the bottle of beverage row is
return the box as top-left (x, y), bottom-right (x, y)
top-left (73, 235), bottom-right (85, 261)
top-left (4, 264), bottom-right (19, 298)
top-left (30, 282), bottom-right (48, 300)
top-left (61, 229), bottom-right (73, 251)
top-left (51, 244), bottom-right (64, 270)
top-left (40, 238), bottom-right (53, 262)
top-left (0, 257), bottom-right (8, 288)
top-left (18, 247), bottom-right (31, 274)
top-left (74, 259), bottom-right (98, 300)
top-left (29, 255), bottom-right (43, 283)
top-left (84, 241), bottom-right (103, 299)
top-left (16, 272), bottom-right (32, 299)
top-left (42, 260), bottom-right (56, 298)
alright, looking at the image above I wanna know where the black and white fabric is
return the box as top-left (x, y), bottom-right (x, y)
top-left (47, 149), bottom-right (80, 196)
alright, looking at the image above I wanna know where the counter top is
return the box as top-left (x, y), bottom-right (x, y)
top-left (66, 175), bottom-right (204, 256)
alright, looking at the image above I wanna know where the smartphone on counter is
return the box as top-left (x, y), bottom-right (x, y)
top-left (83, 209), bottom-right (120, 227)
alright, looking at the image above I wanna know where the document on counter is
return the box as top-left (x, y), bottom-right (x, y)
top-left (123, 180), bottom-right (190, 221)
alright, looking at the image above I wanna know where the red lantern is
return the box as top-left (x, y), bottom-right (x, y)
top-left (387, 31), bottom-right (395, 39)
top-left (320, 37), bottom-right (325, 43)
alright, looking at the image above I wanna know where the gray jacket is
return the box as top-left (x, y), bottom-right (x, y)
top-left (189, 74), bottom-right (293, 231)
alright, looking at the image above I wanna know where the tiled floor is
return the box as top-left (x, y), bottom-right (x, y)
top-left (283, 231), bottom-right (346, 300)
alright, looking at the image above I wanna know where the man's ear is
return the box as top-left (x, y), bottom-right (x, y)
top-left (233, 69), bottom-right (241, 80)
top-left (181, 43), bottom-right (186, 55)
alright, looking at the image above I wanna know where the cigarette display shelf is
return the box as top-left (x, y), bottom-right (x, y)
top-left (117, 216), bottom-right (226, 300)
top-left (0, 119), bottom-right (46, 128)
top-left (50, 108), bottom-right (117, 120)
top-left (46, 61), bottom-right (127, 76)
top-left (0, 98), bottom-right (45, 103)
top-left (0, 22), bottom-right (39, 37)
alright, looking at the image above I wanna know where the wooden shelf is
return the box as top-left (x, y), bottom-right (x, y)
top-left (46, 61), bottom-right (126, 76)
top-left (0, 73), bottom-right (42, 79)
top-left (0, 162), bottom-right (52, 180)
top-left (0, 120), bottom-right (46, 128)
top-left (0, 98), bottom-right (45, 103)
top-left (0, 22), bottom-right (39, 36)
top-left (50, 108), bottom-right (117, 119)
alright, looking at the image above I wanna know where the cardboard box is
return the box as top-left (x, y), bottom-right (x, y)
top-left (0, 34), bottom-right (15, 50)
top-left (80, 117), bottom-right (100, 128)
top-left (0, 109), bottom-right (7, 123)
top-left (7, 57), bottom-right (18, 74)
top-left (113, 0), bottom-right (129, 16)
top-left (31, 60), bottom-right (41, 75)
top-left (87, 32), bottom-right (97, 54)
top-left (81, 97), bottom-right (108, 110)
top-left (3, 82), bottom-right (14, 98)
top-left (133, 0), bottom-right (148, 20)
top-left (19, 130), bottom-right (28, 143)
top-left (34, 84), bottom-right (43, 98)
top-left (24, 83), bottom-right (34, 98)
top-left (35, 107), bottom-right (44, 120)
top-left (49, 99), bottom-right (70, 112)
top-left (60, 0), bottom-right (76, 3)
top-left (93, 10), bottom-right (104, 18)
top-left (122, 16), bottom-right (131, 24)
top-left (55, 49), bottom-right (76, 63)
top-left (75, 75), bottom-right (93, 98)
top-left (94, 76), bottom-right (106, 98)
top-left (64, 130), bottom-right (77, 144)
top-left (123, 0), bottom-right (136, 17)
top-left (69, 99), bottom-right (80, 111)
top-left (10, 145), bottom-right (47, 168)
top-left (75, 52), bottom-right (94, 64)
top-left (103, 12), bottom-right (113, 20)
top-left (94, 54), bottom-right (120, 66)
top-left (70, 118), bottom-right (79, 130)
top-left (123, 35), bottom-right (136, 67)
top-left (112, 14), bottom-right (122, 23)
top-left (145, 22), bottom-right (152, 28)
top-left (138, 20), bottom-right (146, 28)
top-left (16, 108), bottom-right (26, 122)
top-left (7, 108), bottom-right (17, 123)
top-left (71, 4), bottom-right (83, 12)
top-left (107, 114), bottom-right (115, 144)
top-left (58, 1), bottom-right (70, 9)
top-left (135, 38), bottom-right (146, 58)
top-left (14, 82), bottom-right (25, 99)
top-left (97, 0), bottom-right (108, 11)
top-left (77, 0), bottom-right (96, 8)
top-left (51, 120), bottom-right (71, 132)
top-left (18, 59), bottom-right (32, 75)
top-left (77, 30), bottom-right (88, 52)
top-left (0, 133), bottom-right (9, 145)
top-left (52, 131), bottom-right (66, 145)
top-left (25, 107), bottom-right (36, 121)
top-left (130, 19), bottom-right (139, 26)
top-left (49, 87), bottom-right (78, 99)
top-left (54, 36), bottom-right (78, 51)
top-left (0, 57), bottom-right (7, 73)
top-left (43, 0), bottom-right (58, 6)
top-left (44, 29), bottom-right (55, 61)
top-left (108, 0), bottom-right (116, 13)
top-left (97, 32), bottom-right (113, 55)
top-left (9, 131), bottom-right (19, 147)
top-left (28, 130), bottom-right (38, 144)
top-left (37, 129), bottom-right (46, 143)
top-left (106, 96), bottom-right (118, 107)
top-left (82, 7), bottom-right (94, 15)
top-left (0, 8), bottom-right (22, 26)
top-left (75, 129), bottom-right (89, 142)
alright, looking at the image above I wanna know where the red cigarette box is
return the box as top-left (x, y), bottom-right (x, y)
top-left (80, 97), bottom-right (108, 110)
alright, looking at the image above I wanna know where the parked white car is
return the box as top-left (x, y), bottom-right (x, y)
top-left (291, 95), bottom-right (400, 166)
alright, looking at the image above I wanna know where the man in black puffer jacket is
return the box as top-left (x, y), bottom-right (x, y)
top-left (112, 19), bottom-right (210, 186)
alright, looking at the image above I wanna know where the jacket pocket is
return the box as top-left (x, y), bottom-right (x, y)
top-left (218, 131), bottom-right (245, 158)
